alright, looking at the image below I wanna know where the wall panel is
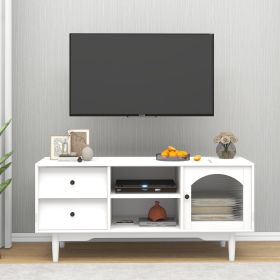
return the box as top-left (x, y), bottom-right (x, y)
top-left (13, 0), bottom-right (280, 232)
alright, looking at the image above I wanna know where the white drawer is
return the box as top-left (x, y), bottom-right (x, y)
top-left (38, 199), bottom-right (107, 230)
top-left (38, 167), bottom-right (108, 198)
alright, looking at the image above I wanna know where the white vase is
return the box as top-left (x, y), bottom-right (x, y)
top-left (81, 146), bottom-right (94, 161)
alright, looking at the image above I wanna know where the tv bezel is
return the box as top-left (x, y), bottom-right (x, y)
top-left (69, 33), bottom-right (214, 117)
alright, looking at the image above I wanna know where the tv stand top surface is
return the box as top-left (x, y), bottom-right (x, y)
top-left (36, 156), bottom-right (253, 168)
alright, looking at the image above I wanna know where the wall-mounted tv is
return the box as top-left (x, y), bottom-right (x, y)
top-left (70, 33), bottom-right (214, 116)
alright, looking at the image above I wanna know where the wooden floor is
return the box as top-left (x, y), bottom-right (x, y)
top-left (1, 242), bottom-right (280, 263)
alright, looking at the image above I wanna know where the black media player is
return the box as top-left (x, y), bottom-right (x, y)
top-left (114, 179), bottom-right (177, 193)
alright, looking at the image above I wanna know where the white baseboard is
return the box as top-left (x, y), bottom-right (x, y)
top-left (12, 232), bottom-right (280, 243)
top-left (12, 233), bottom-right (52, 242)
top-left (236, 232), bottom-right (280, 241)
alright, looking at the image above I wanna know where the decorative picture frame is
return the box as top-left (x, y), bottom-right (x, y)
top-left (50, 136), bottom-right (71, 160)
top-left (67, 129), bottom-right (90, 156)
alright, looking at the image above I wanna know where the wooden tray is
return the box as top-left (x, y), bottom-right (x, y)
top-left (156, 153), bottom-right (190, 161)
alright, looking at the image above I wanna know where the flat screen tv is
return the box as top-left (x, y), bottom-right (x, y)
top-left (70, 33), bottom-right (214, 116)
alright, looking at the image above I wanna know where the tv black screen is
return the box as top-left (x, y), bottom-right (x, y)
top-left (70, 33), bottom-right (214, 116)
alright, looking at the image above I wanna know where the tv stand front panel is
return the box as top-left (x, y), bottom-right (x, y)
top-left (35, 157), bottom-right (254, 262)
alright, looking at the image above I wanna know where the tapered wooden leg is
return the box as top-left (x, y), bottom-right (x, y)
top-left (52, 235), bottom-right (59, 262)
top-left (59, 241), bottom-right (65, 248)
top-left (220, 241), bottom-right (226, 247)
top-left (228, 234), bottom-right (236, 261)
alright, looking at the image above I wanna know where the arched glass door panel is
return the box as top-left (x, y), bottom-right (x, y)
top-left (191, 174), bottom-right (243, 222)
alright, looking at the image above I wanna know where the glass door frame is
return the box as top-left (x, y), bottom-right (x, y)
top-left (183, 166), bottom-right (253, 232)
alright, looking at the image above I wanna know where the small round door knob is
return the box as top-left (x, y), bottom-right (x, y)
top-left (70, 180), bottom-right (75, 185)
top-left (70, 212), bottom-right (75, 217)
top-left (185, 194), bottom-right (190, 199)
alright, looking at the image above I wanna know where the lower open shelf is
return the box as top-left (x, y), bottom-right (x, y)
top-left (111, 198), bottom-right (180, 231)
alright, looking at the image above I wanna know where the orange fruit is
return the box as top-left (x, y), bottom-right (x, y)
top-left (168, 146), bottom-right (176, 152)
top-left (194, 155), bottom-right (201, 161)
top-left (169, 151), bottom-right (177, 157)
top-left (161, 150), bottom-right (169, 157)
top-left (176, 150), bottom-right (184, 157)
top-left (176, 150), bottom-right (188, 157)
top-left (181, 150), bottom-right (188, 156)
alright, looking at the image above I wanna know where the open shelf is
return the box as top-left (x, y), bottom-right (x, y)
top-left (111, 198), bottom-right (180, 231)
top-left (111, 166), bottom-right (180, 195)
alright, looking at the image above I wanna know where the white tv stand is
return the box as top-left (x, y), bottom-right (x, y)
top-left (35, 156), bottom-right (254, 262)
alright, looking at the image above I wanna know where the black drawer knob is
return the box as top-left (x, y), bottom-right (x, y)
top-left (70, 180), bottom-right (75, 185)
top-left (70, 212), bottom-right (75, 217)
top-left (185, 194), bottom-right (190, 199)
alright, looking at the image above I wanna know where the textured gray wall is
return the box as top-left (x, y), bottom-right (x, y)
top-left (13, 0), bottom-right (280, 233)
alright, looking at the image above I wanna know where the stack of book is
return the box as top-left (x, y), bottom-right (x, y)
top-left (58, 154), bottom-right (78, 161)
top-left (192, 194), bottom-right (242, 221)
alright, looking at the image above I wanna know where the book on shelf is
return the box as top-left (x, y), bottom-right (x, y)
top-left (139, 217), bottom-right (177, 227)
